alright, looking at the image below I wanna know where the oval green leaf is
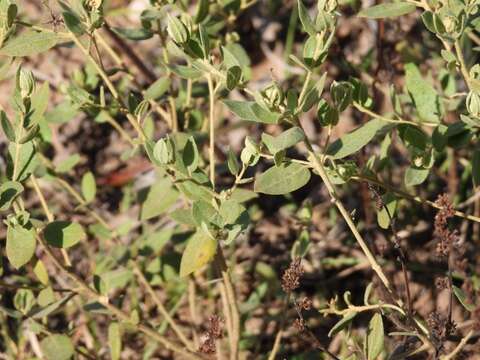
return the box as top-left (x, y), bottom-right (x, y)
top-left (40, 334), bottom-right (74, 360)
top-left (254, 162), bottom-right (311, 195)
top-left (180, 231), bottom-right (218, 277)
top-left (6, 224), bottom-right (36, 269)
top-left (44, 221), bottom-right (86, 248)
top-left (358, 2), bottom-right (416, 19)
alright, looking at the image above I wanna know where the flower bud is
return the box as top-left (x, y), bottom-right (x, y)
top-left (331, 81), bottom-right (353, 112)
top-left (261, 82), bottom-right (284, 110)
top-left (17, 68), bottom-right (35, 99)
top-left (467, 91), bottom-right (480, 118)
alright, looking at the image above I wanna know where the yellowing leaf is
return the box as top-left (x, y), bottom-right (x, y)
top-left (180, 232), bottom-right (217, 277)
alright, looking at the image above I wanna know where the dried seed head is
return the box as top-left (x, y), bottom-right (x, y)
top-left (435, 277), bottom-right (449, 290)
top-left (300, 297), bottom-right (313, 311)
top-left (293, 318), bottom-right (306, 332)
top-left (427, 312), bottom-right (447, 349)
top-left (199, 337), bottom-right (216, 354)
top-left (434, 194), bottom-right (458, 258)
top-left (198, 315), bottom-right (223, 354)
top-left (281, 258), bottom-right (304, 293)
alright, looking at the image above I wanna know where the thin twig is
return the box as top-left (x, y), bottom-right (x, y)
top-left (133, 265), bottom-right (195, 351)
top-left (36, 235), bottom-right (204, 360)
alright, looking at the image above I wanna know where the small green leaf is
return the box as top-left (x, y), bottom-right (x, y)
top-left (40, 335), bottom-right (74, 360)
top-left (326, 119), bottom-right (390, 159)
top-left (180, 231), bottom-right (218, 277)
top-left (139, 179), bottom-right (179, 220)
top-left (194, 0), bottom-right (209, 23)
top-left (31, 293), bottom-right (75, 319)
top-left (62, 11), bottom-right (85, 35)
top-left (144, 77), bottom-right (170, 100)
top-left (223, 100), bottom-right (280, 124)
top-left (56, 154), bottom-right (80, 173)
top-left (453, 285), bottom-right (476, 312)
top-left (1, 111), bottom-right (15, 141)
top-left (404, 166), bottom-right (429, 187)
top-left (405, 63), bottom-right (443, 123)
top-left (108, 323), bottom-right (122, 360)
top-left (81, 171), bottom-right (96, 203)
top-left (97, 268), bottom-right (133, 295)
top-left (358, 2), bottom-right (416, 19)
top-left (167, 14), bottom-right (189, 44)
top-left (111, 27), bottom-right (153, 41)
top-left (227, 148), bottom-right (240, 176)
top-left (14, 289), bottom-right (35, 314)
top-left (6, 224), bottom-right (36, 269)
top-left (328, 311), bottom-right (357, 337)
top-left (254, 162), bottom-right (311, 195)
top-left (226, 66), bottom-right (242, 91)
top-left (0, 181), bottom-right (23, 211)
top-left (367, 313), bottom-right (384, 360)
top-left (377, 193), bottom-right (397, 229)
top-left (183, 136), bottom-right (199, 173)
top-left (298, 0), bottom-right (316, 36)
top-left (0, 31), bottom-right (62, 57)
top-left (33, 259), bottom-right (49, 285)
top-left (8, 141), bottom-right (37, 181)
top-left (261, 127), bottom-right (305, 154)
top-left (44, 221), bottom-right (86, 248)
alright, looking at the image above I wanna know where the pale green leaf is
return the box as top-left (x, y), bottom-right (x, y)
top-left (0, 181), bottom-right (23, 211)
top-left (0, 31), bottom-right (62, 57)
top-left (254, 162), bottom-right (311, 195)
top-left (139, 179), bottom-right (179, 220)
top-left (56, 154), bottom-right (80, 173)
top-left (298, 0), bottom-right (316, 35)
top-left (180, 231), bottom-right (218, 277)
top-left (328, 311), bottom-right (357, 337)
top-left (111, 27), bottom-right (153, 41)
top-left (358, 2), bottom-right (416, 18)
top-left (8, 141), bottom-right (37, 181)
top-left (453, 285), bottom-right (476, 311)
top-left (108, 322), bottom-right (122, 360)
top-left (405, 63), bottom-right (443, 123)
top-left (367, 313), bottom-right (384, 359)
top-left (377, 193), bottom-right (397, 229)
top-left (6, 224), bottom-right (36, 269)
top-left (81, 171), bottom-right (96, 203)
top-left (144, 77), bottom-right (170, 100)
top-left (261, 127), bottom-right (305, 154)
top-left (44, 221), bottom-right (86, 248)
top-left (404, 166), bottom-right (429, 186)
top-left (326, 119), bottom-right (390, 159)
top-left (223, 100), bottom-right (280, 124)
top-left (40, 335), bottom-right (74, 360)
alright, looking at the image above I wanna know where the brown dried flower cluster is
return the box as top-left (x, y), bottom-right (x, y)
top-left (427, 311), bottom-right (456, 351)
top-left (434, 194), bottom-right (459, 257)
top-left (199, 315), bottom-right (223, 354)
top-left (435, 276), bottom-right (449, 290)
top-left (281, 258), bottom-right (304, 293)
top-left (299, 297), bottom-right (313, 311)
top-left (293, 318), bottom-right (306, 332)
